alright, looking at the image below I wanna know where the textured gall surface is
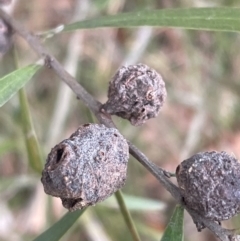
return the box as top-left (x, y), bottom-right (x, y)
top-left (176, 151), bottom-right (240, 222)
top-left (41, 124), bottom-right (129, 211)
top-left (102, 63), bottom-right (167, 126)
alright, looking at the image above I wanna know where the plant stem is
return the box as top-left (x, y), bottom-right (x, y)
top-left (18, 88), bottom-right (43, 173)
top-left (115, 190), bottom-right (141, 241)
top-left (13, 46), bottom-right (43, 173)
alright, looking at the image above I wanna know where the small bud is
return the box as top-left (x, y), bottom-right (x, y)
top-left (0, 19), bottom-right (12, 57)
top-left (176, 151), bottom-right (240, 222)
top-left (41, 124), bottom-right (129, 211)
top-left (102, 63), bottom-right (167, 126)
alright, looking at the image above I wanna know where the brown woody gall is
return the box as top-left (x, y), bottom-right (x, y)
top-left (176, 151), bottom-right (240, 227)
top-left (102, 63), bottom-right (167, 126)
top-left (41, 124), bottom-right (129, 211)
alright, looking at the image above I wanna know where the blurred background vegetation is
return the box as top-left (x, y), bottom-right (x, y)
top-left (1, 0), bottom-right (240, 241)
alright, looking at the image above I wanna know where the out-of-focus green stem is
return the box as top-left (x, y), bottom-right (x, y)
top-left (18, 88), bottom-right (43, 173)
top-left (13, 47), bottom-right (43, 174)
top-left (115, 190), bottom-right (141, 241)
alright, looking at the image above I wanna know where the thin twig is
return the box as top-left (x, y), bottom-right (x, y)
top-left (0, 8), bottom-right (237, 241)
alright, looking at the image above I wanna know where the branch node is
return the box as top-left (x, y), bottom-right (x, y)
top-left (163, 170), bottom-right (176, 178)
top-left (44, 55), bottom-right (53, 68)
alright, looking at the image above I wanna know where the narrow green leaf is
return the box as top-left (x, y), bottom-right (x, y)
top-left (33, 209), bottom-right (86, 241)
top-left (63, 8), bottom-right (240, 33)
top-left (161, 205), bottom-right (184, 241)
top-left (0, 64), bottom-right (41, 107)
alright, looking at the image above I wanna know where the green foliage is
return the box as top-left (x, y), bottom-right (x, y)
top-left (0, 64), bottom-right (41, 107)
top-left (33, 209), bottom-right (86, 241)
top-left (63, 8), bottom-right (240, 32)
top-left (160, 205), bottom-right (184, 241)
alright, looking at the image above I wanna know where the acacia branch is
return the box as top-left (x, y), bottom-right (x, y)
top-left (0, 8), bottom-right (237, 241)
